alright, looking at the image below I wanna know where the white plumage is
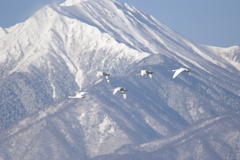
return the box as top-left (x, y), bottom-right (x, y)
top-left (172, 68), bottom-right (190, 79)
top-left (68, 90), bottom-right (88, 99)
top-left (110, 87), bottom-right (127, 99)
top-left (96, 71), bottom-right (110, 83)
top-left (136, 70), bottom-right (153, 78)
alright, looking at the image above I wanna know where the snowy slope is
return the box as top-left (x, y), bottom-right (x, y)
top-left (0, 0), bottom-right (239, 159)
top-left (93, 111), bottom-right (240, 160)
top-left (207, 45), bottom-right (240, 70)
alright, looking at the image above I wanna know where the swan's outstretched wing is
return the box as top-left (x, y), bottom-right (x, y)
top-left (122, 93), bottom-right (127, 99)
top-left (96, 72), bottom-right (103, 77)
top-left (141, 70), bottom-right (146, 76)
top-left (105, 76), bottom-right (110, 83)
top-left (172, 68), bottom-right (184, 78)
top-left (112, 88), bottom-right (120, 95)
top-left (149, 74), bottom-right (152, 78)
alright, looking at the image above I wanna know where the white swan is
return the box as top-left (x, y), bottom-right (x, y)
top-left (136, 70), bottom-right (153, 78)
top-left (172, 68), bottom-right (190, 79)
top-left (110, 87), bottom-right (127, 99)
top-left (96, 71), bottom-right (110, 83)
top-left (68, 90), bottom-right (87, 99)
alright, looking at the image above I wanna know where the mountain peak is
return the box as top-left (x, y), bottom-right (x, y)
top-left (60, 0), bottom-right (89, 6)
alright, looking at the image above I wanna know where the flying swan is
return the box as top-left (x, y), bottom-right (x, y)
top-left (172, 68), bottom-right (190, 79)
top-left (110, 87), bottom-right (127, 99)
top-left (68, 90), bottom-right (88, 99)
top-left (96, 71), bottom-right (110, 83)
top-left (136, 70), bottom-right (153, 78)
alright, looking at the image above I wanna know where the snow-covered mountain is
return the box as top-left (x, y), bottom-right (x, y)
top-left (0, 0), bottom-right (239, 159)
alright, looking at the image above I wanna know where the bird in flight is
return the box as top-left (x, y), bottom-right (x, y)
top-left (172, 68), bottom-right (190, 79)
top-left (110, 87), bottom-right (127, 99)
top-left (136, 70), bottom-right (153, 78)
top-left (68, 90), bottom-right (88, 99)
top-left (96, 71), bottom-right (111, 83)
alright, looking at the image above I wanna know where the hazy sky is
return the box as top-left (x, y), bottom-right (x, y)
top-left (0, 0), bottom-right (239, 47)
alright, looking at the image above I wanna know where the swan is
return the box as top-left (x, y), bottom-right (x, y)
top-left (96, 71), bottom-right (110, 83)
top-left (110, 87), bottom-right (127, 99)
top-left (68, 90), bottom-right (87, 99)
top-left (136, 70), bottom-right (153, 78)
top-left (172, 68), bottom-right (190, 79)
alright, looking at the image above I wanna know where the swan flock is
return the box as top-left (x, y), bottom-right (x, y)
top-left (68, 68), bottom-right (190, 100)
